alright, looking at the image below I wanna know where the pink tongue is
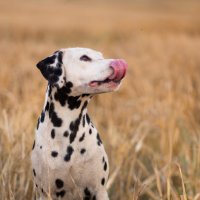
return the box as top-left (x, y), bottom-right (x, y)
top-left (108, 59), bottom-right (128, 81)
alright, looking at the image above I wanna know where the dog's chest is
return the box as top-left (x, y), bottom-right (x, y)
top-left (34, 121), bottom-right (97, 163)
top-left (31, 116), bottom-right (109, 196)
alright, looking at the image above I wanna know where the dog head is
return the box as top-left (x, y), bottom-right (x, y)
top-left (36, 47), bottom-right (127, 95)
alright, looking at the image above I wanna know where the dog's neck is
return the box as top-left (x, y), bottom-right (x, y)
top-left (38, 83), bottom-right (93, 140)
top-left (52, 83), bottom-right (90, 111)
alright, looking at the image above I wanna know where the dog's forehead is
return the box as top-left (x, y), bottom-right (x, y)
top-left (61, 48), bottom-right (103, 59)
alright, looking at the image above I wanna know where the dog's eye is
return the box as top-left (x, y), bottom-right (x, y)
top-left (80, 55), bottom-right (92, 62)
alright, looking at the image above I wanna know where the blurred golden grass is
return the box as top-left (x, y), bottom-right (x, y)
top-left (0, 0), bottom-right (200, 199)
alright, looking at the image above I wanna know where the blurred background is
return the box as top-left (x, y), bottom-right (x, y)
top-left (0, 0), bottom-right (200, 199)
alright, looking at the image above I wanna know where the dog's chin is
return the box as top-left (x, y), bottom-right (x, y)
top-left (102, 81), bottom-right (121, 91)
top-left (87, 81), bottom-right (121, 94)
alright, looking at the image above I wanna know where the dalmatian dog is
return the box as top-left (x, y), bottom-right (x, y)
top-left (31, 47), bottom-right (127, 200)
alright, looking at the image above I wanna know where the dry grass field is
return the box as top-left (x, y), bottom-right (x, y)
top-left (0, 0), bottom-right (200, 199)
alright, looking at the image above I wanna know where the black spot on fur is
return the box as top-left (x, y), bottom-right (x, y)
top-left (104, 162), bottom-right (107, 171)
top-left (81, 101), bottom-right (88, 112)
top-left (45, 102), bottom-right (50, 111)
top-left (33, 169), bottom-right (36, 176)
top-left (54, 81), bottom-right (85, 110)
top-left (82, 115), bottom-right (85, 127)
top-left (40, 111), bottom-right (45, 123)
top-left (79, 133), bottom-right (85, 142)
top-left (49, 103), bottom-right (62, 127)
top-left (51, 151), bottom-right (58, 157)
top-left (51, 129), bottom-right (55, 139)
top-left (86, 114), bottom-right (90, 124)
top-left (55, 179), bottom-right (64, 189)
top-left (69, 101), bottom-right (89, 144)
top-left (84, 188), bottom-right (91, 197)
top-left (101, 178), bottom-right (105, 185)
top-left (56, 190), bottom-right (66, 198)
top-left (97, 133), bottom-right (102, 146)
top-left (41, 188), bottom-right (44, 193)
top-left (45, 55), bottom-right (56, 64)
top-left (63, 131), bottom-right (69, 137)
top-left (32, 140), bottom-right (35, 150)
top-left (92, 196), bottom-right (96, 200)
top-left (82, 94), bottom-right (90, 97)
top-left (69, 115), bottom-right (81, 144)
top-left (36, 184), bottom-right (38, 188)
top-left (54, 83), bottom-right (73, 106)
top-left (37, 118), bottom-right (40, 130)
top-left (80, 148), bottom-right (86, 154)
top-left (57, 51), bottom-right (63, 63)
top-left (49, 73), bottom-right (59, 84)
top-left (89, 128), bottom-right (92, 135)
top-left (64, 146), bottom-right (74, 162)
top-left (53, 67), bottom-right (62, 76)
top-left (65, 81), bottom-right (73, 90)
top-left (40, 146), bottom-right (42, 149)
top-left (68, 96), bottom-right (81, 110)
top-left (83, 187), bottom-right (96, 200)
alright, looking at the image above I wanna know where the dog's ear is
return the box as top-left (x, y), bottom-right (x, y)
top-left (36, 51), bottom-right (64, 87)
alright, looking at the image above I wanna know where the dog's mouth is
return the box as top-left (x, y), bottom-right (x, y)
top-left (89, 78), bottom-right (120, 87)
top-left (89, 59), bottom-right (128, 88)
